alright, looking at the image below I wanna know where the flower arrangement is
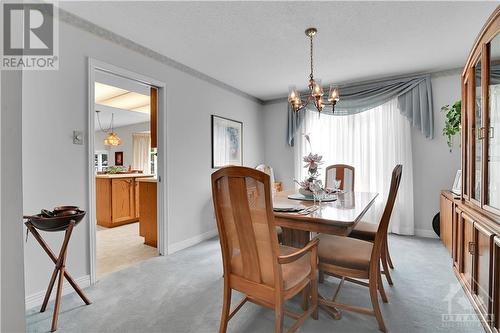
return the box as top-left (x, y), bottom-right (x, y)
top-left (294, 135), bottom-right (323, 193)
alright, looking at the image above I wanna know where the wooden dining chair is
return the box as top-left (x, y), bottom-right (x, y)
top-left (325, 164), bottom-right (355, 192)
top-left (212, 166), bottom-right (319, 333)
top-left (255, 164), bottom-right (283, 243)
top-left (316, 165), bottom-right (402, 332)
top-left (349, 221), bottom-right (395, 285)
top-left (349, 168), bottom-right (398, 285)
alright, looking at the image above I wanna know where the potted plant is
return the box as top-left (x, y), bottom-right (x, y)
top-left (441, 100), bottom-right (461, 152)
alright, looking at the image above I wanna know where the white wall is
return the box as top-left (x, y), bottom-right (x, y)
top-left (22, 21), bottom-right (264, 299)
top-left (412, 72), bottom-right (461, 237)
top-left (95, 122), bottom-right (150, 168)
top-left (262, 71), bottom-right (462, 237)
top-left (263, 102), bottom-right (295, 191)
top-left (1, 71), bottom-right (26, 331)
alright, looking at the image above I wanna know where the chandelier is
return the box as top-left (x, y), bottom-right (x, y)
top-left (96, 111), bottom-right (122, 146)
top-left (288, 28), bottom-right (340, 113)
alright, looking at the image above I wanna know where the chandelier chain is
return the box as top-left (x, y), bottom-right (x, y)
top-left (309, 34), bottom-right (314, 80)
top-left (96, 111), bottom-right (113, 134)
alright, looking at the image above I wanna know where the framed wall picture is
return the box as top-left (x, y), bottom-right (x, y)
top-left (211, 115), bottom-right (243, 168)
top-left (115, 151), bottom-right (124, 166)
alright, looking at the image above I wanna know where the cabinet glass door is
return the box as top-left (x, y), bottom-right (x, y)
top-left (473, 60), bottom-right (482, 202)
top-left (488, 34), bottom-right (500, 210)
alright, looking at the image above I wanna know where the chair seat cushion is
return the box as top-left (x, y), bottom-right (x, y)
top-left (280, 245), bottom-right (311, 290)
top-left (317, 234), bottom-right (373, 271)
top-left (350, 221), bottom-right (378, 241)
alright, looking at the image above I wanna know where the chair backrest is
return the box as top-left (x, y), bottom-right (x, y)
top-left (370, 164), bottom-right (403, 265)
top-left (325, 164), bottom-right (355, 192)
top-left (211, 166), bottom-right (281, 288)
top-left (255, 164), bottom-right (276, 194)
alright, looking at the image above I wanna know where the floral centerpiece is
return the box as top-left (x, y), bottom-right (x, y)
top-left (294, 135), bottom-right (323, 197)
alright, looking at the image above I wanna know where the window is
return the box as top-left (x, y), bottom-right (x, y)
top-left (94, 151), bottom-right (109, 172)
top-left (295, 99), bottom-right (414, 234)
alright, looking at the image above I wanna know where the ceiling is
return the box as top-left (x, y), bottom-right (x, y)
top-left (61, 1), bottom-right (497, 101)
top-left (95, 82), bottom-right (150, 129)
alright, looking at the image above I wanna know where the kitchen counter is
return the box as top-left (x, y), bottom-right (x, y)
top-left (96, 173), bottom-right (154, 179)
top-left (96, 174), bottom-right (153, 228)
top-left (136, 177), bottom-right (157, 183)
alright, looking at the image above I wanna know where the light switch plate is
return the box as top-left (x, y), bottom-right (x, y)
top-left (73, 130), bottom-right (84, 145)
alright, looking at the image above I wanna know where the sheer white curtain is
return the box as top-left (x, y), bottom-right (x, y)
top-left (295, 99), bottom-right (414, 235)
top-left (132, 132), bottom-right (151, 174)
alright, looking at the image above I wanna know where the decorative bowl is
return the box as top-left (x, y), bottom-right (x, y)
top-left (299, 188), bottom-right (314, 198)
top-left (26, 210), bottom-right (86, 232)
top-left (53, 205), bottom-right (80, 213)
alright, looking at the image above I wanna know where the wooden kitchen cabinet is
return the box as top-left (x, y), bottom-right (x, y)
top-left (111, 178), bottom-right (135, 223)
top-left (96, 175), bottom-right (153, 228)
top-left (135, 180), bottom-right (140, 219)
top-left (138, 178), bottom-right (157, 247)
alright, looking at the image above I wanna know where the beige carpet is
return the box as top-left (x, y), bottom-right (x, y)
top-left (96, 222), bottom-right (157, 279)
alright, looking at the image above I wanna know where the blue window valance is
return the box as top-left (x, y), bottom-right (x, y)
top-left (287, 73), bottom-right (434, 146)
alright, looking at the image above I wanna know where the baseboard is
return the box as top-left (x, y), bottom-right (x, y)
top-left (414, 228), bottom-right (439, 239)
top-left (25, 275), bottom-right (90, 310)
top-left (168, 229), bottom-right (218, 254)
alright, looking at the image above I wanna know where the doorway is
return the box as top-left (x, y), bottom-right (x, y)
top-left (88, 59), bottom-right (167, 283)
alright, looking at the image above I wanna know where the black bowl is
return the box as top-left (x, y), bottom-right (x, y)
top-left (53, 205), bottom-right (80, 213)
top-left (27, 210), bottom-right (86, 232)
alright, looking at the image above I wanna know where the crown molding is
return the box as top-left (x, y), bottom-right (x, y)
top-left (58, 8), bottom-right (264, 105)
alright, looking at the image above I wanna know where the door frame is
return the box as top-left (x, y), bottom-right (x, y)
top-left (88, 58), bottom-right (169, 284)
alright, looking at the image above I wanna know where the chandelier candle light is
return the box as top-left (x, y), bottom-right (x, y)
top-left (288, 28), bottom-right (340, 113)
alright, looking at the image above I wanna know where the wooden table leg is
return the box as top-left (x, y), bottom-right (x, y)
top-left (318, 294), bottom-right (342, 320)
top-left (281, 228), bottom-right (310, 248)
top-left (26, 223), bottom-right (91, 306)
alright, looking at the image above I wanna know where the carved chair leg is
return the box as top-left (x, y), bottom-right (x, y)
top-left (274, 302), bottom-right (284, 333)
top-left (332, 277), bottom-right (345, 302)
top-left (377, 271), bottom-right (388, 303)
top-left (381, 243), bottom-right (393, 286)
top-left (311, 278), bottom-right (318, 320)
top-left (370, 267), bottom-right (387, 333)
top-left (385, 238), bottom-right (394, 269)
top-left (318, 270), bottom-right (325, 283)
top-left (219, 284), bottom-right (231, 333)
top-left (301, 285), bottom-right (309, 311)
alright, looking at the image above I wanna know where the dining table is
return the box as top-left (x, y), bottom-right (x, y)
top-left (273, 190), bottom-right (379, 319)
top-left (273, 191), bottom-right (379, 248)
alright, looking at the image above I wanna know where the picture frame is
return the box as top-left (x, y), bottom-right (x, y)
top-left (451, 169), bottom-right (461, 196)
top-left (115, 151), bottom-right (124, 166)
top-left (211, 115), bottom-right (243, 168)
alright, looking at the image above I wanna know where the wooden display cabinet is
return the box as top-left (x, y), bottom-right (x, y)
top-left (439, 6), bottom-right (500, 332)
